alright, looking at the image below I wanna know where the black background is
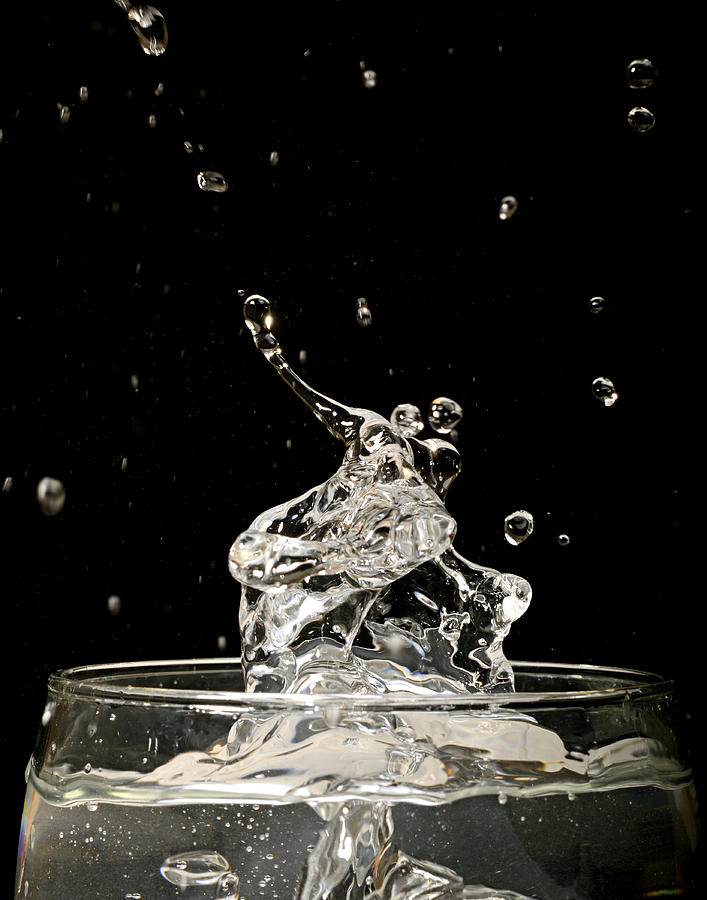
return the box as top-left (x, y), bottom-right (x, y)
top-left (1, 3), bottom-right (701, 894)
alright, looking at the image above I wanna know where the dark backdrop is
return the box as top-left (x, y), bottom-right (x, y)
top-left (1, 3), bottom-right (700, 894)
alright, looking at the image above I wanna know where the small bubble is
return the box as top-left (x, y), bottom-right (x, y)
top-left (390, 403), bottom-right (424, 438)
top-left (428, 397), bottom-right (463, 434)
top-left (269, 150), bottom-right (280, 167)
top-left (79, 85), bottom-right (88, 102)
top-left (107, 595), bottom-right (121, 615)
top-left (588, 296), bottom-right (606, 314)
top-left (504, 510), bottom-right (534, 546)
top-left (127, 5), bottom-right (168, 57)
top-left (148, 114), bottom-right (157, 128)
top-left (627, 58), bottom-right (656, 89)
top-left (37, 477), bottom-right (66, 516)
top-left (160, 851), bottom-right (233, 890)
top-left (498, 195), bottom-right (518, 220)
top-left (362, 69), bottom-right (377, 89)
top-left (557, 533), bottom-right (570, 546)
top-left (197, 171), bottom-right (229, 193)
top-left (627, 106), bottom-right (655, 132)
top-left (592, 376), bottom-right (619, 407)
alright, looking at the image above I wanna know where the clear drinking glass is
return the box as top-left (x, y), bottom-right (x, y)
top-left (17, 659), bottom-right (698, 898)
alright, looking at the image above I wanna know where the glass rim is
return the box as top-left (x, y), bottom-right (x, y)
top-left (47, 658), bottom-right (674, 710)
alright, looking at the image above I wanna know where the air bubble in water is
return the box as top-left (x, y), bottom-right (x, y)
top-left (592, 376), bottom-right (618, 406)
top-left (588, 296), bottom-right (606, 314)
top-left (160, 851), bottom-right (235, 891)
top-left (428, 397), bottom-right (463, 434)
top-left (498, 195), bottom-right (518, 220)
top-left (197, 171), bottom-right (229, 193)
top-left (355, 297), bottom-right (372, 327)
top-left (362, 69), bottom-right (377, 88)
top-left (79, 86), bottom-right (88, 102)
top-left (627, 106), bottom-right (655, 132)
top-left (504, 510), bottom-right (534, 546)
top-left (37, 477), bottom-right (66, 516)
top-left (390, 403), bottom-right (424, 438)
top-left (627, 58), bottom-right (656, 89)
top-left (127, 5), bottom-right (168, 57)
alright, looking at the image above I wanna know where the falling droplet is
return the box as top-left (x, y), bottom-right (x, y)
top-left (557, 533), bottom-right (570, 546)
top-left (130, 374), bottom-right (139, 391)
top-left (355, 297), bottom-right (372, 327)
top-left (627, 58), bottom-right (656, 89)
top-left (428, 397), bottom-right (463, 434)
top-left (79, 85), bottom-right (88, 102)
top-left (154, 82), bottom-right (165, 97)
top-left (588, 296), bottom-right (606, 314)
top-left (627, 106), bottom-right (655, 133)
top-left (160, 851), bottom-right (235, 891)
top-left (127, 5), bottom-right (168, 57)
top-left (37, 477), bottom-right (66, 516)
top-left (58, 105), bottom-right (70, 124)
top-left (362, 69), bottom-right (377, 89)
top-left (2, 475), bottom-right (12, 493)
top-left (498, 195), bottom-right (518, 220)
top-left (217, 635), bottom-right (227, 650)
top-left (269, 150), bottom-right (279, 167)
top-left (183, 141), bottom-right (194, 153)
top-left (390, 403), bottom-right (424, 438)
top-left (107, 595), bottom-right (121, 615)
top-left (148, 114), bottom-right (157, 129)
top-left (504, 510), bottom-right (534, 546)
top-left (592, 376), bottom-right (619, 407)
top-left (41, 702), bottom-right (56, 726)
top-left (197, 171), bottom-right (229, 193)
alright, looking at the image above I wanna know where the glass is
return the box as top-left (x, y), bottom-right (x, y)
top-left (17, 659), bottom-right (698, 898)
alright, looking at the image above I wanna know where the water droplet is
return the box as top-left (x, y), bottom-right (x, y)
top-left (37, 477), bottom-right (66, 516)
top-left (217, 873), bottom-right (240, 898)
top-left (269, 150), bottom-right (279, 166)
top-left (504, 510), bottom-right (534, 546)
top-left (2, 475), bottom-right (12, 493)
top-left (217, 635), bottom-right (227, 650)
top-left (298, 349), bottom-right (307, 364)
top-left (588, 296), bottom-right (606, 314)
top-left (390, 403), bottom-right (424, 438)
top-left (183, 141), bottom-right (194, 154)
top-left (160, 851), bottom-right (234, 890)
top-left (557, 533), bottom-right (570, 546)
top-left (84, 762), bottom-right (92, 773)
top-left (86, 801), bottom-right (98, 812)
top-left (498, 195), bottom-right (518, 220)
top-left (197, 171), bottom-right (229, 193)
top-left (154, 82), bottom-right (165, 97)
top-left (107, 595), bottom-right (121, 615)
top-left (592, 376), bottom-right (619, 406)
top-left (148, 114), bottom-right (157, 129)
top-left (58, 105), bottom-right (70, 124)
top-left (127, 5), bottom-right (168, 57)
top-left (0, 129), bottom-right (4, 143)
top-left (428, 397), bottom-right (463, 434)
top-left (79, 85), bottom-right (88, 102)
top-left (627, 58), bottom-right (656, 89)
top-left (130, 374), bottom-right (139, 391)
top-left (362, 69), bottom-right (377, 88)
top-left (627, 106), bottom-right (655, 133)
top-left (355, 298), bottom-right (372, 327)
top-left (41, 702), bottom-right (56, 726)
top-left (498, 791), bottom-right (508, 805)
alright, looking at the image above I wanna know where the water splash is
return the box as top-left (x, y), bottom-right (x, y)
top-left (126, 5), bottom-right (168, 57)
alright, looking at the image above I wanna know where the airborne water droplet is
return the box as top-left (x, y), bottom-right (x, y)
top-left (37, 477), bottom-right (66, 516)
top-left (79, 85), bottom-right (88, 102)
top-left (428, 397), bottom-right (463, 434)
top-left (592, 376), bottom-right (619, 406)
top-left (362, 69), bottom-right (377, 88)
top-left (197, 171), bottom-right (229, 193)
top-left (127, 5), bottom-right (168, 57)
top-left (588, 296), bottom-right (606, 314)
top-left (147, 114), bottom-right (157, 129)
top-left (107, 595), bottom-right (121, 615)
top-left (390, 403), bottom-right (424, 438)
top-left (504, 510), bottom-right (534, 546)
top-left (498, 195), bottom-right (518, 220)
top-left (627, 58), bottom-right (656, 89)
top-left (58, 105), bottom-right (70, 124)
top-left (269, 150), bottom-right (280, 167)
top-left (355, 298), bottom-right (372, 327)
top-left (627, 106), bottom-right (655, 133)
top-left (558, 533), bottom-right (570, 546)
